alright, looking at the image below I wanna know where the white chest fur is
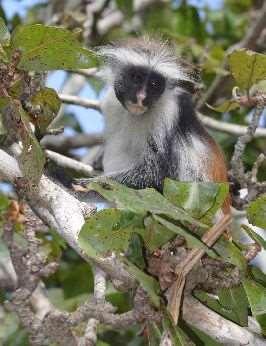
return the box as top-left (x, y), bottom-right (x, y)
top-left (101, 87), bottom-right (210, 181)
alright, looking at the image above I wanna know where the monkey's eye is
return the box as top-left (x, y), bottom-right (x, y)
top-left (130, 71), bottom-right (143, 84)
top-left (150, 80), bottom-right (158, 88)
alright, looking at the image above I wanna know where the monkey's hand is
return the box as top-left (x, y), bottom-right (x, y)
top-left (73, 172), bottom-right (126, 189)
top-left (73, 175), bottom-right (108, 188)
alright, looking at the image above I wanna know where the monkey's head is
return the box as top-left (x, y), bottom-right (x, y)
top-left (97, 37), bottom-right (201, 116)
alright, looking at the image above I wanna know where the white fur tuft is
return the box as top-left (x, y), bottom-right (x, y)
top-left (98, 41), bottom-right (195, 83)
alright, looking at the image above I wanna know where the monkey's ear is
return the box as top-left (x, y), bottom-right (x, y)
top-left (94, 44), bottom-right (120, 65)
top-left (175, 79), bottom-right (200, 94)
top-left (173, 59), bottom-right (202, 94)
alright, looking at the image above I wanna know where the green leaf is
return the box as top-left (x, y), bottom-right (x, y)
top-left (18, 109), bottom-right (45, 186)
top-left (194, 290), bottom-right (239, 323)
top-left (214, 239), bottom-right (247, 271)
top-left (11, 24), bottom-right (97, 71)
top-left (183, 323), bottom-right (222, 346)
top-left (162, 310), bottom-right (193, 346)
top-left (30, 87), bottom-right (61, 136)
top-left (218, 285), bottom-right (248, 326)
top-left (5, 100), bottom-right (45, 186)
top-left (144, 216), bottom-right (176, 252)
top-left (243, 279), bottom-right (266, 335)
top-left (146, 322), bottom-right (162, 345)
top-left (207, 100), bottom-right (240, 113)
top-left (116, 0), bottom-right (133, 17)
top-left (126, 233), bottom-right (146, 269)
top-left (88, 180), bottom-right (207, 229)
top-left (0, 194), bottom-right (10, 213)
top-left (246, 194), bottom-right (266, 229)
top-left (78, 209), bottom-right (145, 258)
top-left (251, 267), bottom-right (266, 288)
top-left (163, 180), bottom-right (229, 223)
top-left (242, 224), bottom-right (266, 250)
top-left (79, 208), bottom-right (174, 257)
top-left (228, 49), bottom-right (266, 90)
top-left (175, 5), bottom-right (205, 43)
top-left (125, 260), bottom-right (161, 308)
top-left (153, 215), bottom-right (216, 257)
top-left (0, 17), bottom-right (10, 45)
top-left (0, 44), bottom-right (8, 63)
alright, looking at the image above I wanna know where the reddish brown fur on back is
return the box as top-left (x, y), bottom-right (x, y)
top-left (207, 137), bottom-right (231, 214)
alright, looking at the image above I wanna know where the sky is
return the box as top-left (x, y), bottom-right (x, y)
top-left (2, 0), bottom-right (223, 18)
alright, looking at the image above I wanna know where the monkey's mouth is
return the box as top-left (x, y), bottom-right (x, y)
top-left (125, 101), bottom-right (148, 115)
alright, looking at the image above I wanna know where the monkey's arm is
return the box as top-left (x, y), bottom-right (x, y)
top-left (77, 164), bottom-right (163, 191)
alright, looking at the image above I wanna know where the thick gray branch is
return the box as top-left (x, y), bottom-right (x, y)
top-left (183, 296), bottom-right (266, 346)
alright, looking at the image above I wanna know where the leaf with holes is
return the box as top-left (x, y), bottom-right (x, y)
top-left (78, 209), bottom-right (145, 258)
top-left (7, 100), bottom-right (45, 186)
top-left (30, 87), bottom-right (61, 136)
top-left (228, 49), bottom-right (266, 90)
top-left (11, 24), bottom-right (97, 71)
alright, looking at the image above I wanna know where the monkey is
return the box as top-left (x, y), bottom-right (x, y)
top-left (79, 37), bottom-right (230, 213)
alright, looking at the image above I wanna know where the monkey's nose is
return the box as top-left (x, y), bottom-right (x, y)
top-left (136, 90), bottom-right (146, 106)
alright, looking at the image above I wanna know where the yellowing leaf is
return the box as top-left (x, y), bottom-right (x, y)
top-left (247, 194), bottom-right (266, 229)
top-left (228, 49), bottom-right (266, 90)
top-left (207, 100), bottom-right (240, 113)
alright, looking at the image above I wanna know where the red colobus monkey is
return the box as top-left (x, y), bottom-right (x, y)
top-left (82, 38), bottom-right (230, 213)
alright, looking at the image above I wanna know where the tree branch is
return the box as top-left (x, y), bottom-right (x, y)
top-left (183, 296), bottom-right (266, 346)
top-left (58, 94), bottom-right (266, 138)
top-left (231, 106), bottom-right (264, 187)
top-left (41, 133), bottom-right (104, 153)
top-left (46, 149), bottom-right (96, 177)
top-left (59, 94), bottom-right (101, 111)
top-left (0, 149), bottom-right (134, 287)
top-left (198, 112), bottom-right (266, 138)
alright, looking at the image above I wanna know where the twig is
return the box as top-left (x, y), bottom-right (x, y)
top-left (50, 74), bottom-right (87, 128)
top-left (41, 133), bottom-right (104, 152)
top-left (250, 153), bottom-right (266, 183)
top-left (79, 267), bottom-right (107, 346)
top-left (59, 94), bottom-right (101, 111)
top-left (70, 68), bottom-right (99, 79)
top-left (46, 149), bottom-right (96, 177)
top-left (198, 112), bottom-right (266, 137)
top-left (168, 214), bottom-right (232, 324)
top-left (231, 106), bottom-right (264, 187)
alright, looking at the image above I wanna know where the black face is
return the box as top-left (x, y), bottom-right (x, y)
top-left (114, 65), bottom-right (166, 115)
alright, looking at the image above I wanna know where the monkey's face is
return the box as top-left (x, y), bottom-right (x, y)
top-left (114, 66), bottom-right (166, 115)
